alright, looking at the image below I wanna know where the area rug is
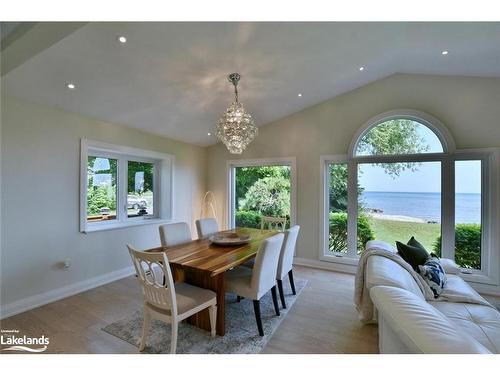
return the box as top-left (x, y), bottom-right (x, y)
top-left (102, 279), bottom-right (307, 354)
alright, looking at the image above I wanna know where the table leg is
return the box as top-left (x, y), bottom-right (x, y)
top-left (213, 273), bottom-right (225, 336)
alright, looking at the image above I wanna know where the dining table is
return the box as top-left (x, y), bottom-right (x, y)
top-left (145, 227), bottom-right (278, 336)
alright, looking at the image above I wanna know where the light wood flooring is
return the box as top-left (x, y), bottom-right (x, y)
top-left (0, 266), bottom-right (379, 354)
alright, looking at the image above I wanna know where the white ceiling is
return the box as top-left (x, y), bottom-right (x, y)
top-left (3, 22), bottom-right (500, 146)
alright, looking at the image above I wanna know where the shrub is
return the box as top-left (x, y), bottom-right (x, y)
top-left (328, 212), bottom-right (374, 253)
top-left (236, 166), bottom-right (290, 210)
top-left (239, 176), bottom-right (290, 217)
top-left (433, 224), bottom-right (481, 269)
top-left (235, 210), bottom-right (262, 229)
top-left (87, 186), bottom-right (116, 215)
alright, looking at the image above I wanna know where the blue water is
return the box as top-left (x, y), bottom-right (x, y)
top-left (361, 191), bottom-right (481, 224)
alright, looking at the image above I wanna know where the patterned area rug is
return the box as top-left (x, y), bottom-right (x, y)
top-left (102, 279), bottom-right (306, 354)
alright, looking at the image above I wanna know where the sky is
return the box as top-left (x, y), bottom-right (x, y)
top-left (357, 125), bottom-right (482, 194)
top-left (358, 161), bottom-right (481, 194)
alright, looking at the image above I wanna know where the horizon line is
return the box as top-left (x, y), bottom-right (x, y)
top-left (363, 190), bottom-right (480, 194)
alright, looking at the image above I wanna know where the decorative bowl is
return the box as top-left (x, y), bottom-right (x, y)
top-left (209, 232), bottom-right (251, 246)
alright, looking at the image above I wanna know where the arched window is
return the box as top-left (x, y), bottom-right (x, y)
top-left (354, 118), bottom-right (444, 156)
top-left (349, 110), bottom-right (454, 157)
top-left (321, 110), bottom-right (496, 280)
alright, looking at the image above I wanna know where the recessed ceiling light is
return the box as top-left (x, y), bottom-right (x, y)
top-left (441, 50), bottom-right (449, 55)
top-left (359, 66), bottom-right (365, 71)
top-left (66, 82), bottom-right (76, 90)
top-left (207, 132), bottom-right (211, 136)
top-left (118, 36), bottom-right (127, 44)
top-left (297, 93), bottom-right (302, 97)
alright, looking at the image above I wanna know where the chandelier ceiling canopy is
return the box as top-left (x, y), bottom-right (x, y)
top-left (216, 73), bottom-right (258, 154)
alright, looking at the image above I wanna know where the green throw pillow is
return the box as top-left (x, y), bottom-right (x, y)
top-left (396, 238), bottom-right (430, 270)
top-left (408, 236), bottom-right (427, 252)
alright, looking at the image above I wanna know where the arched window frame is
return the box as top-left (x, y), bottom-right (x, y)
top-left (348, 109), bottom-right (455, 157)
top-left (320, 110), bottom-right (499, 288)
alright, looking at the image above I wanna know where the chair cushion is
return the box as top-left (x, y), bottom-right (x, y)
top-left (370, 285), bottom-right (491, 354)
top-left (147, 282), bottom-right (216, 316)
top-left (430, 301), bottom-right (500, 353)
top-left (225, 266), bottom-right (256, 300)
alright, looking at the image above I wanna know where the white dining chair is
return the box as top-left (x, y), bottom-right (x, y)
top-left (261, 216), bottom-right (287, 231)
top-left (159, 222), bottom-right (192, 247)
top-left (127, 244), bottom-right (217, 354)
top-left (276, 225), bottom-right (300, 308)
top-left (225, 233), bottom-right (284, 336)
top-left (242, 226), bottom-right (300, 309)
top-left (195, 218), bottom-right (219, 239)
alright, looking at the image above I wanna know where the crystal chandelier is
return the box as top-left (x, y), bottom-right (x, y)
top-left (216, 73), bottom-right (258, 154)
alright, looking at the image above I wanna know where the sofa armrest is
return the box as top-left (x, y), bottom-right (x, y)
top-left (370, 285), bottom-right (491, 354)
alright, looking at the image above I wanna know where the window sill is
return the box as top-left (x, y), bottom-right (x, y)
top-left (320, 253), bottom-right (499, 286)
top-left (460, 270), bottom-right (499, 286)
top-left (82, 218), bottom-right (174, 233)
top-left (319, 254), bottom-right (359, 266)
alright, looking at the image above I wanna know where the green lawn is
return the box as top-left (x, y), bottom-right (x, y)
top-left (369, 217), bottom-right (440, 252)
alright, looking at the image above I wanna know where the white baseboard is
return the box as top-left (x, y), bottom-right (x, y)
top-left (0, 266), bottom-right (135, 320)
top-left (293, 257), bottom-right (357, 274)
top-left (293, 257), bottom-right (500, 297)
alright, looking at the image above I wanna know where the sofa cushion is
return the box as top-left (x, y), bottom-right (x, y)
top-left (430, 301), bottom-right (500, 353)
top-left (366, 240), bottom-right (397, 253)
top-left (366, 255), bottom-right (424, 299)
top-left (439, 258), bottom-right (460, 275)
top-left (370, 285), bottom-right (491, 354)
top-left (444, 274), bottom-right (489, 303)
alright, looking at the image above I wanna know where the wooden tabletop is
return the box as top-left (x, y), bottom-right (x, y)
top-left (147, 227), bottom-right (278, 276)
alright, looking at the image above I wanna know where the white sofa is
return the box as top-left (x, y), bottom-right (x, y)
top-left (364, 240), bottom-right (500, 354)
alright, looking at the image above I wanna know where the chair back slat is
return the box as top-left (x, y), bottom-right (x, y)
top-left (127, 245), bottom-right (177, 315)
top-left (251, 233), bottom-right (285, 296)
top-left (261, 216), bottom-right (287, 231)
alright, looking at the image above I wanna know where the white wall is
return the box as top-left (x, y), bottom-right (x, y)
top-left (206, 73), bottom-right (500, 291)
top-left (0, 95), bottom-right (207, 314)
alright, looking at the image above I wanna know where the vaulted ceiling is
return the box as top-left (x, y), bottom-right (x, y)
top-left (2, 22), bottom-right (500, 146)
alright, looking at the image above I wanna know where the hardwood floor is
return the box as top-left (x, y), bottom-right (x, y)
top-left (0, 266), bottom-right (378, 354)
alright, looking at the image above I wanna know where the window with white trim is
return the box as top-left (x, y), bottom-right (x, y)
top-left (80, 140), bottom-right (174, 232)
top-left (320, 110), bottom-right (499, 283)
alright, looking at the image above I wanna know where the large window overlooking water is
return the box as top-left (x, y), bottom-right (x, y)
top-left (358, 161), bottom-right (442, 253)
top-left (453, 160), bottom-right (482, 269)
top-left (322, 112), bottom-right (496, 279)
